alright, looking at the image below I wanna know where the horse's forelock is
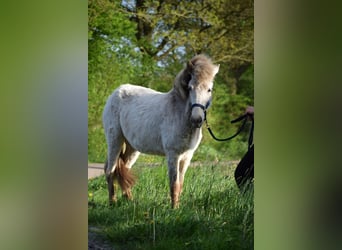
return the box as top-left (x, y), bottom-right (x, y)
top-left (174, 54), bottom-right (216, 99)
top-left (189, 55), bottom-right (217, 84)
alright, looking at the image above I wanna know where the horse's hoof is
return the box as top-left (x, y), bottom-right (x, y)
top-left (123, 190), bottom-right (133, 200)
top-left (109, 195), bottom-right (117, 205)
top-left (172, 201), bottom-right (180, 209)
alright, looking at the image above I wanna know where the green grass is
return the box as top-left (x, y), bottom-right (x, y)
top-left (88, 163), bottom-right (253, 250)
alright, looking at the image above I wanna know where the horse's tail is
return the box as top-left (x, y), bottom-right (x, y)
top-left (114, 152), bottom-right (136, 199)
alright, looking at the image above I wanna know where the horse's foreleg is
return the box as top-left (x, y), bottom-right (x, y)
top-left (167, 155), bottom-right (181, 208)
top-left (179, 155), bottom-right (192, 196)
top-left (171, 181), bottom-right (181, 209)
top-left (179, 159), bottom-right (191, 197)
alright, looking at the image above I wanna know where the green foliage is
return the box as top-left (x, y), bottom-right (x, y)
top-left (238, 65), bottom-right (254, 98)
top-left (88, 164), bottom-right (253, 249)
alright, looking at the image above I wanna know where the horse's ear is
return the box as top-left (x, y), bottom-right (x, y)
top-left (180, 60), bottom-right (193, 87)
top-left (176, 60), bottom-right (193, 99)
top-left (184, 60), bottom-right (194, 84)
top-left (214, 64), bottom-right (220, 75)
top-left (187, 60), bottom-right (194, 70)
top-left (177, 68), bottom-right (192, 99)
top-left (183, 71), bottom-right (192, 85)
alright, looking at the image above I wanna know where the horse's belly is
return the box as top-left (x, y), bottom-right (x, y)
top-left (139, 147), bottom-right (165, 156)
top-left (129, 134), bottom-right (200, 156)
top-left (121, 123), bottom-right (165, 155)
top-left (127, 135), bottom-right (165, 155)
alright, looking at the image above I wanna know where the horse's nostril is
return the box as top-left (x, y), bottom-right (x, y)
top-left (191, 116), bottom-right (203, 127)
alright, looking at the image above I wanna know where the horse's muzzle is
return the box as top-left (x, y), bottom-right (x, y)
top-left (191, 115), bottom-right (204, 128)
top-left (190, 104), bottom-right (206, 128)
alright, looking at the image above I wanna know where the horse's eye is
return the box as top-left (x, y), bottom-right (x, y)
top-left (208, 88), bottom-right (212, 93)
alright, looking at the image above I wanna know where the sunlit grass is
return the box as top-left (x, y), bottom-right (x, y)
top-left (88, 163), bottom-right (253, 250)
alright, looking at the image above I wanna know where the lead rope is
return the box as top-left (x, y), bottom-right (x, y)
top-left (205, 112), bottom-right (254, 146)
top-left (248, 116), bottom-right (254, 149)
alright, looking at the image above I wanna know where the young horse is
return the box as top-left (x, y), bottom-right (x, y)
top-left (103, 54), bottom-right (220, 208)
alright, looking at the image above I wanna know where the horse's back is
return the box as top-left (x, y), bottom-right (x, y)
top-left (104, 84), bottom-right (162, 114)
top-left (104, 84), bottom-right (167, 155)
top-left (116, 84), bottom-right (161, 99)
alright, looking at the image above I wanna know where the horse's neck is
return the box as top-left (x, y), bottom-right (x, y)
top-left (168, 88), bottom-right (199, 136)
top-left (168, 88), bottom-right (191, 115)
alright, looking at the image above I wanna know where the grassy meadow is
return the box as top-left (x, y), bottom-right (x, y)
top-left (88, 160), bottom-right (253, 249)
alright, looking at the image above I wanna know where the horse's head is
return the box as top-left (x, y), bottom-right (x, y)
top-left (181, 55), bottom-right (220, 128)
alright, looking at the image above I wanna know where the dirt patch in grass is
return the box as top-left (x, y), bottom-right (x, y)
top-left (88, 226), bottom-right (114, 250)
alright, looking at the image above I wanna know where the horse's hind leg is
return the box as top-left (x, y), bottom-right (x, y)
top-left (123, 142), bottom-right (140, 169)
top-left (104, 128), bottom-right (124, 205)
top-left (104, 159), bottom-right (116, 203)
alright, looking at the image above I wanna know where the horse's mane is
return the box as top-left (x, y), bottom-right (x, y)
top-left (174, 54), bottom-right (217, 100)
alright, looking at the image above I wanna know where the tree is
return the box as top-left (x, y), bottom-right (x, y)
top-left (120, 0), bottom-right (253, 96)
top-left (121, 0), bottom-right (253, 65)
